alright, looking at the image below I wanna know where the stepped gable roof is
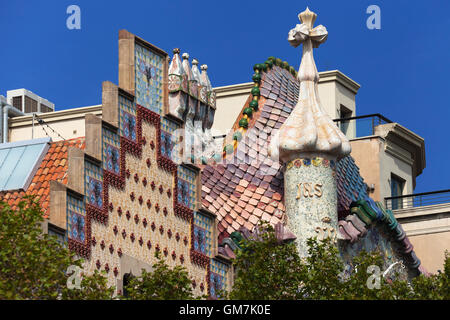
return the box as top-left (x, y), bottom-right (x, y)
top-left (0, 137), bottom-right (85, 217)
top-left (201, 59), bottom-right (368, 240)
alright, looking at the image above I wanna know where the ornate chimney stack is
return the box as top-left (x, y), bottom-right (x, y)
top-left (168, 48), bottom-right (187, 120)
top-left (200, 64), bottom-right (212, 91)
top-left (182, 53), bottom-right (193, 80)
top-left (191, 58), bottom-right (202, 83)
top-left (269, 8), bottom-right (351, 256)
top-left (200, 64), bottom-right (218, 162)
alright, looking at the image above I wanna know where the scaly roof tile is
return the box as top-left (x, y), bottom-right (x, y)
top-left (0, 137), bottom-right (85, 218)
top-left (201, 63), bottom-right (369, 239)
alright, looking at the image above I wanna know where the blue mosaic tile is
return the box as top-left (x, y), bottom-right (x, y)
top-left (67, 194), bottom-right (86, 243)
top-left (177, 165), bottom-right (196, 209)
top-left (161, 117), bottom-right (181, 163)
top-left (210, 259), bottom-right (229, 298)
top-left (135, 43), bottom-right (164, 115)
top-left (193, 211), bottom-right (213, 257)
top-left (102, 127), bottom-right (121, 174)
top-left (85, 160), bottom-right (103, 209)
top-left (119, 94), bottom-right (137, 141)
top-left (336, 156), bottom-right (368, 212)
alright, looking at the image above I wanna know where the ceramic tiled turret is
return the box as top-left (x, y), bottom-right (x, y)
top-left (269, 8), bottom-right (351, 256)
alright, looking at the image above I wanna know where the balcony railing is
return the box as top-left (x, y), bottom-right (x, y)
top-left (333, 114), bottom-right (393, 139)
top-left (385, 189), bottom-right (450, 210)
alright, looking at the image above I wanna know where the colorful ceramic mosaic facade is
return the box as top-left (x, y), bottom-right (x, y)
top-left (135, 42), bottom-right (165, 115)
top-left (160, 116), bottom-right (181, 163)
top-left (193, 211), bottom-right (214, 257)
top-left (59, 31), bottom-right (231, 297)
top-left (210, 259), bottom-right (229, 298)
top-left (340, 224), bottom-right (396, 264)
top-left (177, 165), bottom-right (197, 210)
top-left (203, 54), bottom-right (423, 277)
top-left (102, 127), bottom-right (121, 175)
top-left (286, 157), bottom-right (336, 171)
top-left (85, 160), bottom-right (103, 209)
top-left (284, 159), bottom-right (338, 256)
top-left (119, 94), bottom-right (137, 142)
top-left (67, 193), bottom-right (86, 244)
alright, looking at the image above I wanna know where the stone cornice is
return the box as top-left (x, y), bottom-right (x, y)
top-left (213, 70), bottom-right (361, 97)
top-left (376, 123), bottom-right (426, 180)
top-left (318, 70), bottom-right (361, 94)
top-left (9, 105), bottom-right (102, 127)
top-left (213, 82), bottom-right (254, 97)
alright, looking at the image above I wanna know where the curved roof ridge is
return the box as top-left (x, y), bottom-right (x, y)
top-left (221, 57), bottom-right (298, 160)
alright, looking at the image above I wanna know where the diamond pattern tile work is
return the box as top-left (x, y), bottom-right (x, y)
top-left (67, 193), bottom-right (86, 243)
top-left (0, 137), bottom-right (85, 217)
top-left (201, 65), bottom-right (368, 240)
top-left (177, 165), bottom-right (197, 210)
top-left (336, 156), bottom-right (368, 216)
top-left (135, 42), bottom-right (164, 114)
top-left (210, 259), bottom-right (229, 298)
top-left (85, 160), bottom-right (103, 209)
top-left (119, 94), bottom-right (137, 142)
top-left (161, 116), bottom-right (181, 163)
top-left (193, 211), bottom-right (214, 257)
top-left (102, 127), bottom-right (121, 175)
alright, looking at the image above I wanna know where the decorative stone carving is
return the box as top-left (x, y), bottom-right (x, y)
top-left (183, 57), bottom-right (198, 162)
top-left (167, 51), bottom-right (218, 164)
top-left (269, 8), bottom-right (351, 256)
top-left (269, 8), bottom-right (350, 162)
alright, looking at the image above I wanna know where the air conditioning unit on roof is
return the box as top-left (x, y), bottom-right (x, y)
top-left (6, 88), bottom-right (55, 114)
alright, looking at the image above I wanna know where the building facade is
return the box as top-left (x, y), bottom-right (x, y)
top-left (1, 9), bottom-right (448, 297)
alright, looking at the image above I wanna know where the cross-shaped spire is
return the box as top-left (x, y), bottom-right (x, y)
top-left (288, 7), bottom-right (328, 82)
top-left (269, 8), bottom-right (351, 162)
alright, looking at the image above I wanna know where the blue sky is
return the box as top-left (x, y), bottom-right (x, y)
top-left (1, 0), bottom-right (449, 194)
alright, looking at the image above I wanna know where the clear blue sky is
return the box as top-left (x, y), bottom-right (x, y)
top-left (1, 0), bottom-right (449, 194)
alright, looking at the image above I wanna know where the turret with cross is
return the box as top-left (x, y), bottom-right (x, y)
top-left (269, 8), bottom-right (351, 256)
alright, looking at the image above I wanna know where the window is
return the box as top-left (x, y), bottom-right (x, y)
top-left (391, 174), bottom-right (405, 210)
top-left (122, 273), bottom-right (134, 297)
top-left (48, 223), bottom-right (67, 247)
top-left (339, 105), bottom-right (352, 136)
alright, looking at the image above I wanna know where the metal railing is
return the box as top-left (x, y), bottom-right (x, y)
top-left (333, 114), bottom-right (393, 139)
top-left (385, 189), bottom-right (450, 210)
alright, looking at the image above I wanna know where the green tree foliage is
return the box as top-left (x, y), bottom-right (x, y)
top-left (2, 197), bottom-right (447, 300)
top-left (121, 251), bottom-right (199, 300)
top-left (0, 197), bottom-right (114, 300)
top-left (228, 224), bottom-right (305, 299)
top-left (228, 222), bottom-right (449, 300)
top-left (62, 269), bottom-right (115, 300)
top-left (406, 251), bottom-right (449, 300)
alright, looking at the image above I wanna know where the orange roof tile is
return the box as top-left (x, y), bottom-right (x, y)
top-left (0, 137), bottom-right (85, 218)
